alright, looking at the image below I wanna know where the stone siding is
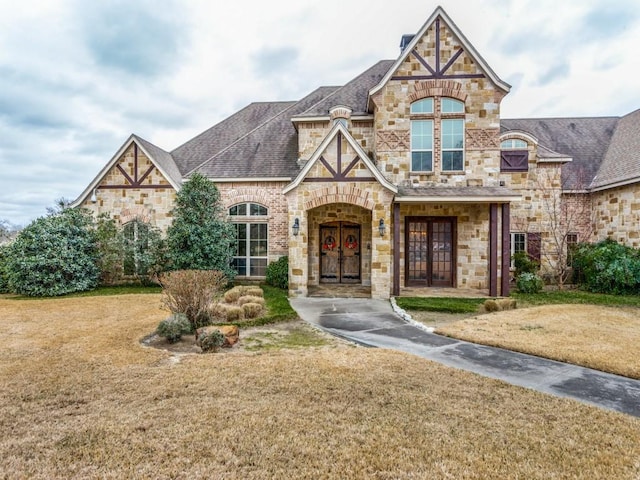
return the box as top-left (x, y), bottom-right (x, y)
top-left (593, 184), bottom-right (640, 248)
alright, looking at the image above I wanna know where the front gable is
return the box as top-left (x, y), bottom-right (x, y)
top-left (284, 123), bottom-right (396, 194)
top-left (369, 7), bottom-right (510, 105)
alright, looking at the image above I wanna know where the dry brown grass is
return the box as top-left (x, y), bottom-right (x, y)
top-left (1, 295), bottom-right (639, 479)
top-left (436, 304), bottom-right (640, 379)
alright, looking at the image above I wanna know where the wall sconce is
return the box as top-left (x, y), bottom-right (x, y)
top-left (292, 218), bottom-right (300, 236)
top-left (90, 188), bottom-right (98, 203)
top-left (378, 218), bottom-right (386, 237)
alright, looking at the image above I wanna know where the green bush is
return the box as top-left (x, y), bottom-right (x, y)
top-left (265, 256), bottom-right (288, 289)
top-left (0, 244), bottom-right (11, 293)
top-left (199, 329), bottom-right (225, 352)
top-left (156, 313), bottom-right (191, 342)
top-left (6, 207), bottom-right (100, 296)
top-left (572, 239), bottom-right (640, 294)
top-left (516, 272), bottom-right (544, 294)
top-left (512, 251), bottom-right (539, 277)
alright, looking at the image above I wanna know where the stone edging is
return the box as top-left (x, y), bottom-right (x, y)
top-left (389, 297), bottom-right (435, 333)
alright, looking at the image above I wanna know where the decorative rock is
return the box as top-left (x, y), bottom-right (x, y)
top-left (197, 325), bottom-right (240, 348)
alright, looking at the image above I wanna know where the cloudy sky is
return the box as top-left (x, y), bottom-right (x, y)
top-left (1, 0), bottom-right (639, 227)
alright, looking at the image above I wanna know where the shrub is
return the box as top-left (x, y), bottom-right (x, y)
top-left (0, 244), bottom-right (11, 293)
top-left (237, 295), bottom-right (265, 306)
top-left (572, 239), bottom-right (640, 294)
top-left (265, 256), bottom-right (288, 289)
top-left (95, 213), bottom-right (124, 285)
top-left (244, 287), bottom-right (264, 298)
top-left (156, 314), bottom-right (191, 343)
top-left (198, 329), bottom-right (225, 353)
top-left (6, 207), bottom-right (100, 296)
top-left (223, 305), bottom-right (245, 322)
top-left (166, 173), bottom-right (236, 279)
top-left (159, 270), bottom-right (228, 331)
top-left (512, 251), bottom-right (539, 277)
top-left (516, 272), bottom-right (544, 294)
top-left (483, 299), bottom-right (499, 312)
top-left (242, 302), bottom-right (264, 319)
top-left (224, 286), bottom-right (246, 303)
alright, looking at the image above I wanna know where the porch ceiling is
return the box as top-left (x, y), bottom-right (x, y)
top-left (395, 185), bottom-right (521, 203)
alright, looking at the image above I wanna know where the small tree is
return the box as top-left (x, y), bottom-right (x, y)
top-left (166, 173), bottom-right (236, 278)
top-left (95, 213), bottom-right (124, 285)
top-left (7, 207), bottom-right (99, 296)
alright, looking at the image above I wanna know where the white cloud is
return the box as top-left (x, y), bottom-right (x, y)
top-left (0, 0), bottom-right (639, 226)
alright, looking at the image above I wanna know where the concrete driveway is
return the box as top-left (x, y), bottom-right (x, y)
top-left (290, 297), bottom-right (640, 417)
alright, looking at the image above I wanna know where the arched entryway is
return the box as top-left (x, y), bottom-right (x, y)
top-left (319, 221), bottom-right (361, 284)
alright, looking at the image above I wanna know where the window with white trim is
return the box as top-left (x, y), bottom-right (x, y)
top-left (229, 202), bottom-right (268, 277)
top-left (510, 232), bottom-right (527, 268)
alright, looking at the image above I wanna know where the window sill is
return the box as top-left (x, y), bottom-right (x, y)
top-left (409, 171), bottom-right (434, 176)
top-left (440, 170), bottom-right (465, 175)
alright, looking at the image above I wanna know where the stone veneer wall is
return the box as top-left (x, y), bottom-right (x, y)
top-left (397, 203), bottom-right (494, 289)
top-left (297, 120), bottom-right (375, 164)
top-left (286, 184), bottom-right (395, 299)
top-left (593, 183), bottom-right (640, 248)
top-left (371, 20), bottom-right (506, 188)
top-left (80, 144), bottom-right (176, 232)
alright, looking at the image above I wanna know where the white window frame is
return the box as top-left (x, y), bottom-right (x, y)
top-left (510, 232), bottom-right (527, 268)
top-left (229, 202), bottom-right (268, 277)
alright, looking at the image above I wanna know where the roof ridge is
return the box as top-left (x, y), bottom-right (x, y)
top-left (184, 97), bottom-right (314, 176)
top-left (295, 60), bottom-right (393, 117)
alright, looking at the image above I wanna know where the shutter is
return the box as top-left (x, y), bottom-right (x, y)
top-left (501, 150), bottom-right (528, 171)
top-left (527, 232), bottom-right (541, 264)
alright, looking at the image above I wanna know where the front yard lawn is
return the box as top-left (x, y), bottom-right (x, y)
top-left (0, 295), bottom-right (639, 479)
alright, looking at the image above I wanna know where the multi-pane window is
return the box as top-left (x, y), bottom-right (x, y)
top-left (441, 119), bottom-right (464, 171)
top-left (229, 202), bottom-right (268, 277)
top-left (410, 97), bottom-right (465, 172)
top-left (500, 139), bottom-right (528, 149)
top-left (411, 120), bottom-right (434, 171)
top-left (510, 232), bottom-right (527, 268)
top-left (566, 233), bottom-right (578, 267)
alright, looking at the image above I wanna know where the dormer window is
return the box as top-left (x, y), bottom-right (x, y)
top-left (500, 138), bottom-right (529, 172)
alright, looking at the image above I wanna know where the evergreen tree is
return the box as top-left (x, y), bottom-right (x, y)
top-left (166, 173), bottom-right (236, 279)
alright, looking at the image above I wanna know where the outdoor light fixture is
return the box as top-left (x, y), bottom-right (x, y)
top-left (292, 218), bottom-right (300, 236)
top-left (379, 218), bottom-right (385, 237)
top-left (90, 188), bottom-right (98, 203)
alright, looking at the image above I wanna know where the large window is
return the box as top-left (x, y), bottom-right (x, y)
top-left (410, 97), bottom-right (465, 172)
top-left (229, 202), bottom-right (268, 277)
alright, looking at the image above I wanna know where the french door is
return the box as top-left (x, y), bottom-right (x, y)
top-left (320, 222), bottom-right (361, 284)
top-left (405, 217), bottom-right (456, 287)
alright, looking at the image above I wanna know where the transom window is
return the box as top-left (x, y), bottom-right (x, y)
top-left (500, 139), bottom-right (528, 149)
top-left (410, 97), bottom-right (465, 172)
top-left (229, 203), bottom-right (268, 277)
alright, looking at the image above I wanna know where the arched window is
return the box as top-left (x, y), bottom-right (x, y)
top-left (500, 138), bottom-right (529, 172)
top-left (410, 97), bottom-right (465, 172)
top-left (229, 203), bottom-right (268, 277)
top-left (122, 219), bottom-right (155, 276)
top-left (500, 139), bottom-right (528, 149)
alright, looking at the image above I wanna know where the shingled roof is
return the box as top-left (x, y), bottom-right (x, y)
top-left (189, 87), bottom-right (340, 179)
top-left (501, 117), bottom-right (619, 190)
top-left (591, 108), bottom-right (640, 190)
top-left (133, 135), bottom-right (183, 187)
top-left (294, 60), bottom-right (394, 118)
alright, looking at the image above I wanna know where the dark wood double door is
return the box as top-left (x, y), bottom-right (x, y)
top-left (320, 222), bottom-right (361, 284)
top-left (405, 217), bottom-right (456, 287)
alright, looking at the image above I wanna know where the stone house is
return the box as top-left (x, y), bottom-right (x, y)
top-left (71, 7), bottom-right (640, 299)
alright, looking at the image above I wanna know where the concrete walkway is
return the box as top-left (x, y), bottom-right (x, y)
top-left (290, 297), bottom-right (640, 417)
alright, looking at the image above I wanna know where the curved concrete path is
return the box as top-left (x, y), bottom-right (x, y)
top-left (290, 297), bottom-right (640, 417)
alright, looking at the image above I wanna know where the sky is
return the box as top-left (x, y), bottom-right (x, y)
top-left (1, 0), bottom-right (639, 227)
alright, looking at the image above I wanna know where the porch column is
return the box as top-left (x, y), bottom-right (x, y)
top-left (489, 203), bottom-right (498, 297)
top-left (287, 209), bottom-right (308, 297)
top-left (501, 203), bottom-right (511, 296)
top-left (393, 202), bottom-right (400, 297)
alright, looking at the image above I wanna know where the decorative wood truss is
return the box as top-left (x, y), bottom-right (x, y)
top-left (391, 17), bottom-right (485, 81)
top-left (99, 143), bottom-right (172, 190)
top-left (304, 133), bottom-right (376, 183)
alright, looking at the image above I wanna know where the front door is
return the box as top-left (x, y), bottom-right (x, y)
top-left (405, 217), bottom-right (456, 287)
top-left (320, 222), bottom-right (361, 284)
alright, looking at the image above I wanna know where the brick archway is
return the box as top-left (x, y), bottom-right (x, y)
top-left (304, 186), bottom-right (375, 211)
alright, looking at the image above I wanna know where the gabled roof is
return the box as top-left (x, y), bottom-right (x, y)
top-left (501, 117), bottom-right (619, 190)
top-left (70, 135), bottom-right (181, 208)
top-left (293, 60), bottom-right (394, 119)
top-left (591, 108), bottom-right (640, 190)
top-left (368, 6), bottom-right (510, 105)
top-left (171, 101), bottom-right (298, 175)
top-left (283, 122), bottom-right (397, 194)
top-left (189, 87), bottom-right (340, 179)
